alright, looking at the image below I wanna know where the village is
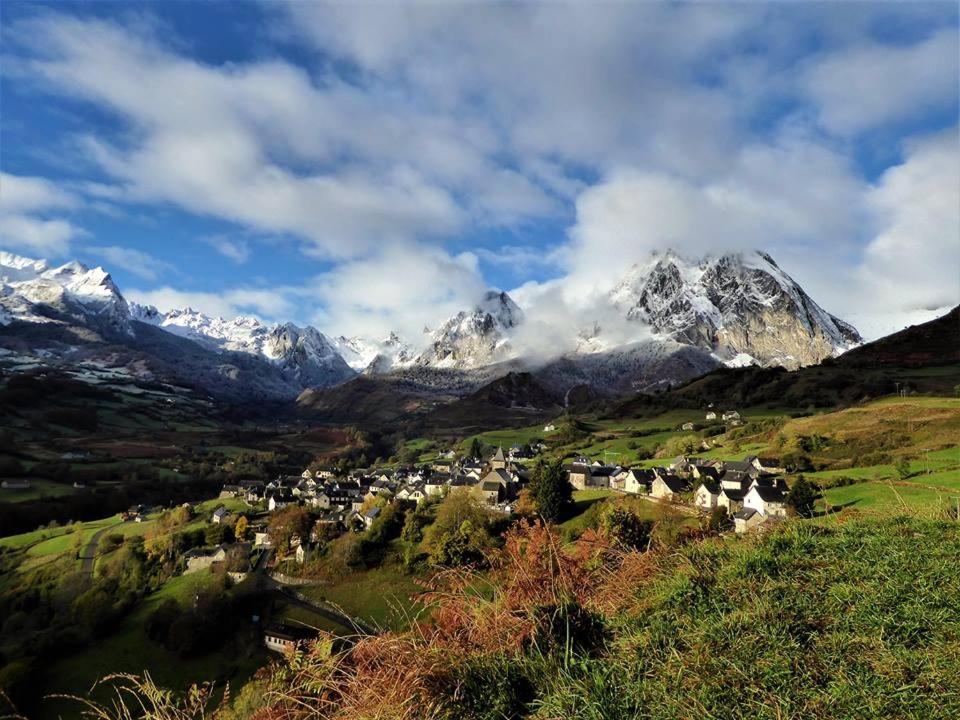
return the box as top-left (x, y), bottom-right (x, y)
top-left (195, 411), bottom-right (793, 589)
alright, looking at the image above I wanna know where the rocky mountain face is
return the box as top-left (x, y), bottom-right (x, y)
top-left (0, 252), bottom-right (353, 403)
top-left (131, 304), bottom-right (354, 387)
top-left (609, 250), bottom-right (861, 368)
top-left (414, 291), bottom-right (523, 369)
top-left (1, 251), bottom-right (132, 337)
top-left (1, 248), bottom-right (865, 410)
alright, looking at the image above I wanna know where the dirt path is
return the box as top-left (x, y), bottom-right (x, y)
top-left (78, 526), bottom-right (110, 575)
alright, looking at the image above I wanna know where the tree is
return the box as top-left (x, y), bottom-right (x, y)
top-left (233, 515), bottom-right (249, 542)
top-left (267, 505), bottom-right (311, 550)
top-left (601, 506), bottom-right (654, 550)
top-left (528, 457), bottom-right (573, 522)
top-left (786, 475), bottom-right (817, 518)
top-left (424, 489), bottom-right (494, 561)
top-left (512, 488), bottom-right (537, 518)
top-left (429, 519), bottom-right (491, 567)
top-left (469, 437), bottom-right (483, 460)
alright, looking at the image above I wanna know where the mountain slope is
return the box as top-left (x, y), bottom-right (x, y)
top-left (837, 305), bottom-right (960, 368)
top-left (610, 250), bottom-right (860, 367)
top-left (1, 251), bottom-right (132, 337)
top-left (132, 304), bottom-right (354, 387)
top-left (415, 291), bottom-right (523, 369)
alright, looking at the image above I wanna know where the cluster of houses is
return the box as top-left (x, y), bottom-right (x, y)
top-left (218, 445), bottom-right (545, 561)
top-left (565, 453), bottom-right (789, 532)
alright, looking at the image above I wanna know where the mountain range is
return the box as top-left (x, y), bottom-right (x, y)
top-left (0, 249), bottom-right (863, 408)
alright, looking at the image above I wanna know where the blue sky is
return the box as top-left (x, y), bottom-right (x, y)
top-left (1, 1), bottom-right (957, 339)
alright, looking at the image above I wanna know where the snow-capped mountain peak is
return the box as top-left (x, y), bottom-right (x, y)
top-left (415, 290), bottom-right (524, 369)
top-left (609, 249), bottom-right (860, 368)
top-left (129, 303), bottom-right (354, 386)
top-left (1, 251), bottom-right (131, 334)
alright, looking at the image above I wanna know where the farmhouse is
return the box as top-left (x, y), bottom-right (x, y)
top-left (744, 483), bottom-right (788, 518)
top-left (733, 508), bottom-right (764, 534)
top-left (621, 468), bottom-right (654, 495)
top-left (694, 482), bottom-right (721, 510)
top-left (211, 506), bottom-right (229, 524)
top-left (567, 463), bottom-right (592, 491)
top-left (651, 474), bottom-right (690, 501)
top-left (264, 623), bottom-right (315, 654)
top-left (363, 506), bottom-right (381, 529)
top-left (717, 486), bottom-right (747, 514)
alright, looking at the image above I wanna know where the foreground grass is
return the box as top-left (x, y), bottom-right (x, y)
top-left (64, 515), bottom-right (960, 720)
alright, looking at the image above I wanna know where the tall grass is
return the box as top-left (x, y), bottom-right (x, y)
top-left (59, 515), bottom-right (960, 719)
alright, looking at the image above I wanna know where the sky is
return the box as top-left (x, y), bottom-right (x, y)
top-left (0, 0), bottom-right (957, 342)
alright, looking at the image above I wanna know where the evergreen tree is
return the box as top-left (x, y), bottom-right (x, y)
top-left (528, 457), bottom-right (573, 522)
top-left (786, 475), bottom-right (817, 518)
top-left (469, 437), bottom-right (483, 460)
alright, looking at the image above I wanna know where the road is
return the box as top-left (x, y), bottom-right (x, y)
top-left (78, 525), bottom-right (112, 575)
top-left (274, 585), bottom-right (377, 636)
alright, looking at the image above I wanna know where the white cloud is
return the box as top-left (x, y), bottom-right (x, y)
top-left (87, 245), bottom-right (174, 281)
top-left (126, 285), bottom-right (294, 321)
top-left (201, 236), bottom-right (251, 264)
top-left (0, 173), bottom-right (84, 256)
top-left (308, 243), bottom-right (487, 341)
top-left (4, 4), bottom-right (958, 340)
top-left (803, 28), bottom-right (959, 135)
top-left (853, 128), bottom-right (960, 314)
top-left (555, 132), bottom-right (865, 301)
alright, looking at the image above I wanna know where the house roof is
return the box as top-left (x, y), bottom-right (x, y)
top-left (365, 506), bottom-right (381, 519)
top-left (733, 508), bottom-right (758, 521)
top-left (696, 466), bottom-right (721, 480)
top-left (698, 482), bottom-right (721, 495)
top-left (724, 461), bottom-right (755, 473)
top-left (751, 484), bottom-right (787, 503)
top-left (720, 487), bottom-right (747, 501)
top-left (658, 475), bottom-right (689, 493)
top-left (480, 480), bottom-right (503, 492)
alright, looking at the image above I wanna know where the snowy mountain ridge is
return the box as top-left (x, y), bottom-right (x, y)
top-left (414, 290), bottom-right (524, 369)
top-left (608, 249), bottom-right (861, 368)
top-left (129, 303), bottom-right (354, 387)
top-left (0, 251), bottom-right (132, 335)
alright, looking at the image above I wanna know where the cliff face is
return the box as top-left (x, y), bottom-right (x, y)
top-left (610, 250), bottom-right (861, 368)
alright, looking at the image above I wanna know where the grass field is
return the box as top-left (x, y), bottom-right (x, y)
top-left (301, 565), bottom-right (425, 631)
top-left (0, 479), bottom-right (79, 503)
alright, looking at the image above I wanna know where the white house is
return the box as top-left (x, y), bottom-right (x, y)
top-left (543, 423), bottom-right (557, 432)
top-left (694, 482), bottom-right (720, 511)
top-left (743, 484), bottom-right (788, 518)
top-left (629, 469), bottom-right (654, 495)
top-left (211, 506), bottom-right (229, 524)
top-left (722, 411), bottom-right (741, 421)
top-left (705, 411), bottom-right (717, 420)
top-left (651, 475), bottom-right (689, 501)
